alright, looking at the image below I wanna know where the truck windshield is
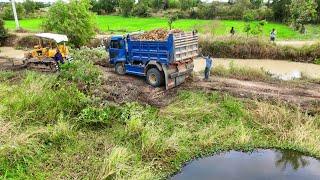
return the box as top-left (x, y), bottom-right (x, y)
top-left (110, 40), bottom-right (123, 49)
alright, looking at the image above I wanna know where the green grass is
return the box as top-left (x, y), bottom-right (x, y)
top-left (4, 16), bottom-right (320, 40)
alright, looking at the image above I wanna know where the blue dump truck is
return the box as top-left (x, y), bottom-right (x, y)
top-left (107, 31), bottom-right (199, 89)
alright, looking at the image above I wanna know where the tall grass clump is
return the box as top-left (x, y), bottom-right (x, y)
top-left (212, 61), bottom-right (274, 81)
top-left (0, 70), bottom-right (16, 82)
top-left (200, 35), bottom-right (320, 63)
top-left (0, 71), bottom-right (88, 125)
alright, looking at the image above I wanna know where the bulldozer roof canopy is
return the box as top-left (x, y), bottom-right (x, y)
top-left (35, 33), bottom-right (68, 43)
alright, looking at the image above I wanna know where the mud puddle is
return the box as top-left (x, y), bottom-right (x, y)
top-left (172, 149), bottom-right (320, 180)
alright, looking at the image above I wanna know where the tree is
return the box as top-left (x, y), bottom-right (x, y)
top-left (167, 13), bottom-right (178, 30)
top-left (132, 2), bottom-right (151, 17)
top-left (271, 0), bottom-right (291, 22)
top-left (43, 0), bottom-right (96, 47)
top-left (22, 0), bottom-right (36, 14)
top-left (250, 0), bottom-right (263, 8)
top-left (315, 0), bottom-right (320, 22)
top-left (179, 0), bottom-right (193, 10)
top-left (119, 0), bottom-right (134, 17)
top-left (0, 18), bottom-right (8, 46)
top-left (289, 0), bottom-right (318, 33)
top-left (1, 3), bottom-right (26, 20)
top-left (92, 0), bottom-right (119, 14)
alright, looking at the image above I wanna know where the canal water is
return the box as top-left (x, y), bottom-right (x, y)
top-left (171, 149), bottom-right (320, 180)
top-left (193, 58), bottom-right (320, 80)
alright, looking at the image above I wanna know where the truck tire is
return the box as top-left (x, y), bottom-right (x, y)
top-left (115, 63), bottom-right (125, 75)
top-left (146, 68), bottom-right (164, 87)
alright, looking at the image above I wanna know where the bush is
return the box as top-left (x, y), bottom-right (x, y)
top-left (1, 3), bottom-right (26, 20)
top-left (43, 0), bottom-right (96, 47)
top-left (92, 0), bottom-right (119, 15)
top-left (59, 48), bottom-right (103, 88)
top-left (132, 3), bottom-right (151, 17)
top-left (0, 18), bottom-right (7, 46)
top-left (119, 0), bottom-right (135, 17)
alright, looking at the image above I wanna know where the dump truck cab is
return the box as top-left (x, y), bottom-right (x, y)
top-left (109, 35), bottom-right (126, 65)
top-left (107, 31), bottom-right (198, 89)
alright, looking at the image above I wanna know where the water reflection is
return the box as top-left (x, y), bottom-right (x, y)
top-left (275, 150), bottom-right (309, 171)
top-left (172, 149), bottom-right (320, 180)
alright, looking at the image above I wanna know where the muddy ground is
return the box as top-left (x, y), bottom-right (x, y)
top-left (95, 66), bottom-right (320, 114)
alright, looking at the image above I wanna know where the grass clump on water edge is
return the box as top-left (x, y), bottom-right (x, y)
top-left (212, 61), bottom-right (274, 81)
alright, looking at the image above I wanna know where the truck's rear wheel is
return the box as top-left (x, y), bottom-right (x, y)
top-left (146, 68), bottom-right (164, 87)
top-left (115, 63), bottom-right (125, 75)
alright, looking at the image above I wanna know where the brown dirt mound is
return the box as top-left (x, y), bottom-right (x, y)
top-left (131, 28), bottom-right (183, 41)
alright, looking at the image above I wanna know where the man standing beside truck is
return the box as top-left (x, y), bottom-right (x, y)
top-left (204, 55), bottom-right (213, 80)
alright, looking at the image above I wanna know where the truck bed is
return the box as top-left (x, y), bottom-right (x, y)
top-left (127, 32), bottom-right (199, 64)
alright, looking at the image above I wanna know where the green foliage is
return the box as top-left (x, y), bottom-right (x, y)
top-left (212, 62), bottom-right (273, 82)
top-left (0, 71), bottom-right (15, 82)
top-left (0, 72), bottom-right (88, 126)
top-left (119, 0), bottom-right (135, 17)
top-left (250, 0), bottom-right (263, 8)
top-left (0, 18), bottom-right (7, 45)
top-left (59, 49), bottom-right (102, 88)
top-left (1, 3), bottom-right (26, 20)
top-left (77, 106), bottom-right (121, 127)
top-left (132, 2), bottom-right (151, 17)
top-left (271, 0), bottom-right (291, 22)
top-left (290, 0), bottom-right (318, 33)
top-left (92, 0), bottom-right (119, 14)
top-left (43, 0), bottom-right (96, 47)
top-left (22, 0), bottom-right (36, 14)
top-left (167, 13), bottom-right (178, 30)
top-left (243, 10), bottom-right (255, 22)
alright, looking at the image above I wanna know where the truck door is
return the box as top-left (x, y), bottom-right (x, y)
top-left (109, 39), bottom-right (126, 64)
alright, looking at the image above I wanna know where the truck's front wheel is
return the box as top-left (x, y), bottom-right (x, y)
top-left (146, 68), bottom-right (164, 87)
top-left (115, 63), bottom-right (125, 75)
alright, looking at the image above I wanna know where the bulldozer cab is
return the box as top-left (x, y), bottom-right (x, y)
top-left (29, 33), bottom-right (69, 61)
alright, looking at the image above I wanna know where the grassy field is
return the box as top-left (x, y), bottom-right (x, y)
top-left (0, 49), bottom-right (320, 179)
top-left (4, 15), bottom-right (320, 40)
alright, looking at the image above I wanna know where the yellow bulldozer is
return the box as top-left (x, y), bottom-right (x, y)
top-left (24, 33), bottom-right (71, 72)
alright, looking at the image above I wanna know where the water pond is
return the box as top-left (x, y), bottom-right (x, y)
top-left (172, 149), bottom-right (320, 180)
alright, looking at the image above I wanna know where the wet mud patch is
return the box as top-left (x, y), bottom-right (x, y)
top-left (97, 67), bottom-right (179, 107)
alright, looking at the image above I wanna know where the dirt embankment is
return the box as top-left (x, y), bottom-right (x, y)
top-left (97, 66), bottom-right (320, 113)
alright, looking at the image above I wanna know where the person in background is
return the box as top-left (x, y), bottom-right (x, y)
top-left (230, 27), bottom-right (235, 36)
top-left (270, 28), bottom-right (276, 42)
top-left (204, 55), bottom-right (213, 80)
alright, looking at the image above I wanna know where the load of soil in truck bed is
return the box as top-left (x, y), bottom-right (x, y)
top-left (131, 28), bottom-right (183, 41)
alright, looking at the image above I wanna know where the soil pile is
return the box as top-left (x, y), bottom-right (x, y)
top-left (132, 28), bottom-right (183, 41)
